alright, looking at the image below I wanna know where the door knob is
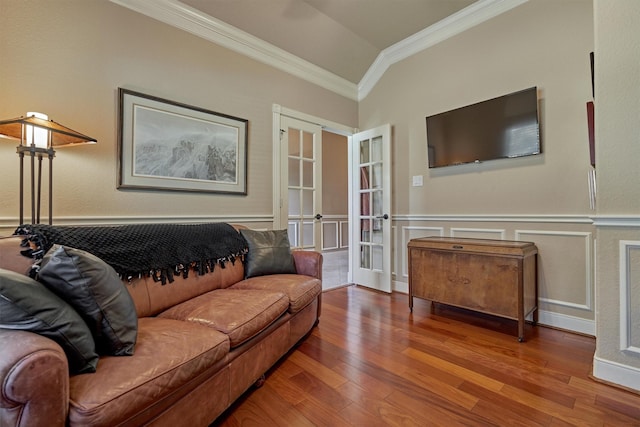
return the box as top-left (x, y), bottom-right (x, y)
top-left (375, 214), bottom-right (389, 220)
top-left (315, 214), bottom-right (323, 220)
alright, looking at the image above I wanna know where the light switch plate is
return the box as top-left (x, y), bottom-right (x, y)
top-left (412, 175), bottom-right (423, 187)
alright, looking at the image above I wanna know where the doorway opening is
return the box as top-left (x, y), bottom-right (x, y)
top-left (272, 105), bottom-right (354, 291)
top-left (320, 130), bottom-right (350, 290)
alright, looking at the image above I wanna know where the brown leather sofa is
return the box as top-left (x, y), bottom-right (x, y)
top-left (0, 227), bottom-right (322, 427)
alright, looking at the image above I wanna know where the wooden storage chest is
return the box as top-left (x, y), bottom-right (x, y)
top-left (408, 237), bottom-right (538, 341)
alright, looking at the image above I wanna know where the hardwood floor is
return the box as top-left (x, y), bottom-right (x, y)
top-left (213, 285), bottom-right (640, 426)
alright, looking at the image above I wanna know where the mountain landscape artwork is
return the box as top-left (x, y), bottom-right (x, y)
top-left (133, 105), bottom-right (238, 184)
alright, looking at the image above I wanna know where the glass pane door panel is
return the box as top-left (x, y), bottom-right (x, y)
top-left (288, 158), bottom-right (300, 186)
top-left (372, 227), bottom-right (383, 244)
top-left (288, 189), bottom-right (300, 216)
top-left (351, 124), bottom-right (391, 293)
top-left (372, 136), bottom-right (382, 162)
top-left (360, 165), bottom-right (370, 190)
top-left (360, 191), bottom-right (370, 217)
top-left (302, 189), bottom-right (313, 216)
top-left (302, 160), bottom-right (313, 187)
top-left (302, 132), bottom-right (313, 159)
top-left (372, 190), bottom-right (383, 216)
top-left (372, 163), bottom-right (383, 189)
top-left (288, 222), bottom-right (298, 246)
top-left (360, 220), bottom-right (371, 242)
top-left (360, 139), bottom-right (370, 163)
top-left (282, 116), bottom-right (322, 252)
top-left (360, 245), bottom-right (370, 269)
top-left (288, 129), bottom-right (300, 156)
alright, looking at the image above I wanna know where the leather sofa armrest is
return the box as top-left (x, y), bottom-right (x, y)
top-left (292, 250), bottom-right (323, 280)
top-left (0, 329), bottom-right (69, 427)
top-left (0, 236), bottom-right (34, 275)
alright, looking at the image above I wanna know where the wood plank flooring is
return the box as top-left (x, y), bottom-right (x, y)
top-left (212, 285), bottom-right (640, 426)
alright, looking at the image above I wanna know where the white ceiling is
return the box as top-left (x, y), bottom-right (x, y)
top-left (111, 0), bottom-right (527, 100)
top-left (179, 0), bottom-right (475, 84)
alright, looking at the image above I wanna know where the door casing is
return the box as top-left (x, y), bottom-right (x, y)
top-left (273, 105), bottom-right (391, 288)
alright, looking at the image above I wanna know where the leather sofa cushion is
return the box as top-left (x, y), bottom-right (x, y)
top-left (240, 229), bottom-right (296, 278)
top-left (37, 245), bottom-right (138, 356)
top-left (124, 261), bottom-right (246, 319)
top-left (68, 317), bottom-right (229, 427)
top-left (231, 274), bottom-right (321, 314)
top-left (159, 289), bottom-right (289, 348)
top-left (0, 268), bottom-right (99, 375)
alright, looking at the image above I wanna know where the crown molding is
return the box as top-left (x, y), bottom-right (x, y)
top-left (111, 0), bottom-right (527, 102)
top-left (110, 0), bottom-right (359, 100)
top-left (358, 0), bottom-right (529, 100)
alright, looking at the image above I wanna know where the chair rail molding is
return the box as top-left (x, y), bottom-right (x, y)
top-left (593, 215), bottom-right (640, 228)
top-left (0, 214), bottom-right (273, 231)
top-left (394, 214), bottom-right (593, 224)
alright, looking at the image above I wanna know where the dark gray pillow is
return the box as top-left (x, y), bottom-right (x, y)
top-left (240, 229), bottom-right (296, 278)
top-left (38, 245), bottom-right (138, 356)
top-left (0, 268), bottom-right (98, 374)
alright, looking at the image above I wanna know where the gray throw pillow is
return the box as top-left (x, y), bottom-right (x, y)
top-left (240, 229), bottom-right (296, 278)
top-left (0, 268), bottom-right (99, 374)
top-left (38, 245), bottom-right (138, 356)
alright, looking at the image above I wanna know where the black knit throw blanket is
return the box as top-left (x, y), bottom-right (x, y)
top-left (15, 223), bottom-right (248, 284)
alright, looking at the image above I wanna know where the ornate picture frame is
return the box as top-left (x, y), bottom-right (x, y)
top-left (117, 88), bottom-right (248, 195)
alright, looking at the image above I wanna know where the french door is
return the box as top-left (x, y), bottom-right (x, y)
top-left (279, 116), bottom-right (323, 251)
top-left (350, 124), bottom-right (392, 293)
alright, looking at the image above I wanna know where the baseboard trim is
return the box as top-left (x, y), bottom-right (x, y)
top-left (593, 356), bottom-right (640, 393)
top-left (537, 310), bottom-right (595, 336)
top-left (393, 280), bottom-right (408, 294)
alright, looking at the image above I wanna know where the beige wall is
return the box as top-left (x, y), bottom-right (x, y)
top-left (360, 0), bottom-right (597, 335)
top-left (320, 131), bottom-right (348, 252)
top-left (0, 0), bottom-right (357, 234)
top-left (593, 0), bottom-right (640, 390)
top-left (360, 0), bottom-right (594, 216)
top-left (3, 0), bottom-right (638, 391)
top-left (321, 131), bottom-right (348, 216)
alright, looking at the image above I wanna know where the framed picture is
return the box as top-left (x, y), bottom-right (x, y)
top-left (117, 88), bottom-right (248, 194)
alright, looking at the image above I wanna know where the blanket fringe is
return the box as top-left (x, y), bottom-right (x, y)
top-left (15, 223), bottom-right (249, 284)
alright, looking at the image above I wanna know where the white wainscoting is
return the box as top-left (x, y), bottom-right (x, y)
top-left (320, 215), bottom-right (349, 251)
top-left (321, 221), bottom-right (340, 250)
top-left (339, 220), bottom-right (349, 249)
top-left (394, 216), bottom-right (596, 336)
top-left (517, 230), bottom-right (593, 310)
top-left (451, 227), bottom-right (506, 239)
top-left (619, 240), bottom-right (640, 355)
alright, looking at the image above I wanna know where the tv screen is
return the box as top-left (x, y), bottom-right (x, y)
top-left (426, 87), bottom-right (540, 168)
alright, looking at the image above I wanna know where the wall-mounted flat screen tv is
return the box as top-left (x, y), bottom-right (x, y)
top-left (426, 87), bottom-right (540, 168)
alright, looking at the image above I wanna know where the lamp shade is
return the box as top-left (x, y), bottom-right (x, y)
top-left (25, 112), bottom-right (49, 148)
top-left (0, 115), bottom-right (96, 147)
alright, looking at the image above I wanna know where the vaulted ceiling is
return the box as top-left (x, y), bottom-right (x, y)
top-left (179, 0), bottom-right (476, 84)
top-left (111, 0), bottom-right (527, 100)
